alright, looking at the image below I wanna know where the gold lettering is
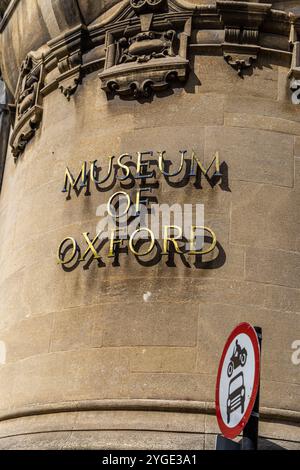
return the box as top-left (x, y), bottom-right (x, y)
top-left (135, 188), bottom-right (151, 214)
top-left (108, 229), bottom-right (125, 257)
top-left (189, 150), bottom-right (221, 177)
top-left (129, 228), bottom-right (155, 256)
top-left (57, 237), bottom-right (78, 264)
top-left (80, 232), bottom-right (101, 261)
top-left (158, 150), bottom-right (185, 177)
top-left (107, 191), bottom-right (131, 218)
top-left (62, 162), bottom-right (87, 193)
top-left (162, 225), bottom-right (183, 254)
top-left (117, 153), bottom-right (132, 180)
top-left (189, 225), bottom-right (217, 254)
top-left (136, 151), bottom-right (154, 179)
top-left (90, 156), bottom-right (114, 185)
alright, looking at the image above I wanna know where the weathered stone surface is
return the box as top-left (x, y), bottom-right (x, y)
top-left (197, 302), bottom-right (300, 411)
top-left (127, 347), bottom-right (196, 373)
top-left (11, 348), bottom-right (130, 408)
top-left (0, 429), bottom-right (206, 450)
top-left (204, 126), bottom-right (294, 187)
top-left (193, 55), bottom-right (278, 100)
top-left (1, 314), bottom-right (53, 362)
top-left (132, 93), bottom-right (225, 130)
top-left (0, 362), bottom-right (16, 412)
top-left (0, 0), bottom-right (299, 450)
top-left (245, 248), bottom-right (300, 288)
top-left (230, 180), bottom-right (300, 251)
top-left (50, 306), bottom-right (103, 353)
top-left (125, 372), bottom-right (215, 401)
top-left (225, 112), bottom-right (300, 136)
top-left (102, 303), bottom-right (198, 347)
top-left (224, 95), bottom-right (300, 124)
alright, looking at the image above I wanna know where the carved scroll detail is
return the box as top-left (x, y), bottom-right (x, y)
top-left (10, 52), bottom-right (44, 161)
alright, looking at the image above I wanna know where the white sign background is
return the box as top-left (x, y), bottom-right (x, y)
top-left (219, 333), bottom-right (255, 428)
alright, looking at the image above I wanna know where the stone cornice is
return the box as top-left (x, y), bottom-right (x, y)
top-left (18, 4), bottom-right (298, 95)
top-left (4, 0), bottom-right (300, 159)
top-left (0, 1), bottom-right (298, 33)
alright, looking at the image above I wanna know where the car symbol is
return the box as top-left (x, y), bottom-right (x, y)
top-left (227, 371), bottom-right (246, 424)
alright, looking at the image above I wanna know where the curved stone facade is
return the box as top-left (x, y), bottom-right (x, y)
top-left (0, 0), bottom-right (299, 449)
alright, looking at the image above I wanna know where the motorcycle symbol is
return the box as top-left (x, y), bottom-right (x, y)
top-left (227, 340), bottom-right (247, 377)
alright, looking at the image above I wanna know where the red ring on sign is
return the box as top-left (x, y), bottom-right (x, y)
top-left (215, 322), bottom-right (260, 440)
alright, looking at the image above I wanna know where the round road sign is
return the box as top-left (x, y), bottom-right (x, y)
top-left (215, 322), bottom-right (260, 439)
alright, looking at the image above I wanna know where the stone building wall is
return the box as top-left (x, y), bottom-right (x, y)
top-left (0, 0), bottom-right (299, 449)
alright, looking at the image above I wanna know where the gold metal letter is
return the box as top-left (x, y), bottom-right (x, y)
top-left (117, 153), bottom-right (132, 181)
top-left (189, 225), bottom-right (217, 254)
top-left (135, 188), bottom-right (151, 214)
top-left (136, 151), bottom-right (154, 179)
top-left (80, 232), bottom-right (101, 261)
top-left (107, 191), bottom-right (131, 218)
top-left (108, 229), bottom-right (125, 257)
top-left (189, 150), bottom-right (221, 177)
top-left (57, 237), bottom-right (78, 264)
top-left (129, 228), bottom-right (155, 256)
top-left (62, 162), bottom-right (87, 193)
top-left (162, 225), bottom-right (183, 254)
top-left (158, 150), bottom-right (185, 177)
top-left (90, 156), bottom-right (114, 185)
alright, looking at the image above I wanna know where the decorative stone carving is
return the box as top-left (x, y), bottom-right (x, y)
top-left (130, 0), bottom-right (167, 14)
top-left (288, 16), bottom-right (300, 104)
top-left (57, 50), bottom-right (83, 100)
top-left (217, 1), bottom-right (271, 77)
top-left (118, 29), bottom-right (176, 64)
top-left (10, 51), bottom-right (44, 161)
top-left (99, 0), bottom-right (192, 98)
top-left (45, 26), bottom-right (87, 100)
top-left (223, 27), bottom-right (258, 77)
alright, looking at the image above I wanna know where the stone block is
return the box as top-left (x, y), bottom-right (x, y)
top-left (50, 306), bottom-right (103, 352)
top-left (204, 127), bottom-right (294, 187)
top-left (0, 270), bottom-right (30, 331)
top-left (127, 347), bottom-right (196, 373)
top-left (225, 112), bottom-right (300, 136)
top-left (224, 95), bottom-right (300, 123)
top-left (245, 247), bottom-right (300, 288)
top-left (230, 180), bottom-right (300, 251)
top-left (132, 93), bottom-right (224, 130)
top-left (102, 302), bottom-right (198, 347)
top-left (1, 314), bottom-right (53, 362)
top-left (125, 371), bottom-right (215, 402)
top-left (11, 348), bottom-right (130, 408)
top-left (193, 54), bottom-right (278, 100)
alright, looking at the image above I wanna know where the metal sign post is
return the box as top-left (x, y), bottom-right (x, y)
top-left (241, 326), bottom-right (262, 450)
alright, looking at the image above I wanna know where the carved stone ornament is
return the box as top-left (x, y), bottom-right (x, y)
top-left (288, 16), bottom-right (300, 105)
top-left (10, 51), bottom-right (44, 161)
top-left (57, 50), bottom-right (83, 100)
top-left (217, 1), bottom-right (271, 77)
top-left (99, 0), bottom-right (192, 98)
top-left (45, 26), bottom-right (87, 101)
top-left (130, 0), bottom-right (167, 14)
